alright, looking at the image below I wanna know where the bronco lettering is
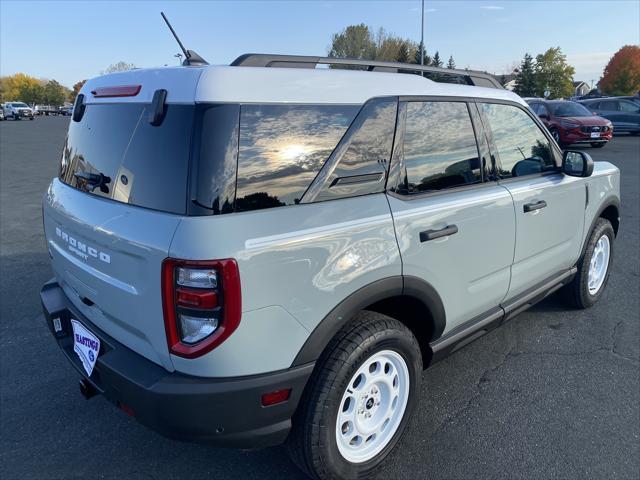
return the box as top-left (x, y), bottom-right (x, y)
top-left (55, 227), bottom-right (111, 264)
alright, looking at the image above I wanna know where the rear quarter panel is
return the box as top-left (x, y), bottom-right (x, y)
top-left (169, 194), bottom-right (401, 377)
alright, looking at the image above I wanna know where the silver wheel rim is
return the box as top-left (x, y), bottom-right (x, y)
top-left (588, 234), bottom-right (610, 295)
top-left (335, 350), bottom-right (410, 463)
top-left (553, 130), bottom-right (560, 142)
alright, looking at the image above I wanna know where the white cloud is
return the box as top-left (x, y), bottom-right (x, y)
top-left (566, 51), bottom-right (614, 80)
top-left (481, 5), bottom-right (505, 10)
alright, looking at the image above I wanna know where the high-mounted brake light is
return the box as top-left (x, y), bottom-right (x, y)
top-left (90, 85), bottom-right (141, 98)
top-left (162, 258), bottom-right (241, 358)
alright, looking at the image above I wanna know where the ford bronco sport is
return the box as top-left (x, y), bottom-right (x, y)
top-left (41, 54), bottom-right (620, 479)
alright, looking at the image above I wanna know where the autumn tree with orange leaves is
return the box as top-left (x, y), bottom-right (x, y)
top-left (599, 45), bottom-right (640, 96)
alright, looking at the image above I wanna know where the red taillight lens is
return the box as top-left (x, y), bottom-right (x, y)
top-left (176, 288), bottom-right (218, 309)
top-left (90, 85), bottom-right (141, 98)
top-left (162, 258), bottom-right (241, 359)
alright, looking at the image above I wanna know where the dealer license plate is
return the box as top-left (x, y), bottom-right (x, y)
top-left (71, 319), bottom-right (100, 377)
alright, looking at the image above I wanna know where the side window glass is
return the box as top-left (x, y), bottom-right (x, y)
top-left (601, 101), bottom-right (618, 111)
top-left (619, 101), bottom-right (640, 113)
top-left (235, 104), bottom-right (358, 211)
top-left (400, 101), bottom-right (481, 194)
top-left (482, 103), bottom-right (556, 178)
top-left (313, 98), bottom-right (397, 202)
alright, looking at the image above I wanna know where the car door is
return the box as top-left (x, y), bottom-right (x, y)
top-left (598, 100), bottom-right (623, 129)
top-left (618, 99), bottom-right (640, 131)
top-left (387, 99), bottom-right (516, 334)
top-left (479, 102), bottom-right (585, 299)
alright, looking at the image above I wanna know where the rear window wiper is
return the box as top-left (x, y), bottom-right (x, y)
top-left (73, 171), bottom-right (111, 193)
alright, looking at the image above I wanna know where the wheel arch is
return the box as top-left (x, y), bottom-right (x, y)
top-left (580, 197), bottom-right (620, 260)
top-left (291, 276), bottom-right (446, 369)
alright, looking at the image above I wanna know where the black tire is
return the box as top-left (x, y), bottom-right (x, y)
top-left (563, 218), bottom-right (614, 309)
top-left (286, 311), bottom-right (422, 480)
top-left (591, 142), bottom-right (605, 148)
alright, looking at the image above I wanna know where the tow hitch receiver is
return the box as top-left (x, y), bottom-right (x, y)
top-left (79, 379), bottom-right (98, 400)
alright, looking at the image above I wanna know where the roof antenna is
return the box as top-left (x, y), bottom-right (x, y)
top-left (160, 12), bottom-right (208, 66)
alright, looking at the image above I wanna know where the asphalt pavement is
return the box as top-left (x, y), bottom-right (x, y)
top-left (1, 116), bottom-right (638, 479)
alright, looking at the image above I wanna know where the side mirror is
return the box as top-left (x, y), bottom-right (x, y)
top-left (563, 150), bottom-right (594, 177)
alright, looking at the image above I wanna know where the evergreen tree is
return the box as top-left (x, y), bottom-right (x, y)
top-left (446, 55), bottom-right (456, 69)
top-left (414, 42), bottom-right (431, 65)
top-left (432, 51), bottom-right (443, 68)
top-left (513, 53), bottom-right (536, 97)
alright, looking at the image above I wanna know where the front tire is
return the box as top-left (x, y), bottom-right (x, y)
top-left (287, 311), bottom-right (422, 480)
top-left (563, 218), bottom-right (614, 308)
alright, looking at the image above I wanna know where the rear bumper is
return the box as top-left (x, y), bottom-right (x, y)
top-left (40, 279), bottom-right (314, 448)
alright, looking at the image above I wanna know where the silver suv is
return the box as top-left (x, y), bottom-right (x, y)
top-left (41, 55), bottom-right (620, 480)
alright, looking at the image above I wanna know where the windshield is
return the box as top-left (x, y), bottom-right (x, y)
top-left (12, 103), bottom-right (28, 108)
top-left (550, 102), bottom-right (592, 117)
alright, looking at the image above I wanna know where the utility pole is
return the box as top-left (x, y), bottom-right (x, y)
top-left (420, 0), bottom-right (425, 66)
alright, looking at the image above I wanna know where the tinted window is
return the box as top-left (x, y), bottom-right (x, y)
top-left (619, 100), bottom-right (640, 113)
top-left (482, 103), bottom-right (555, 178)
top-left (60, 103), bottom-right (194, 214)
top-left (600, 101), bottom-right (619, 111)
top-left (313, 99), bottom-right (397, 202)
top-left (400, 101), bottom-right (481, 194)
top-left (549, 101), bottom-right (592, 117)
top-left (193, 104), bottom-right (240, 214)
top-left (235, 105), bottom-right (358, 211)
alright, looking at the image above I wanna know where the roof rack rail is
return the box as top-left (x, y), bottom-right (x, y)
top-left (230, 53), bottom-right (503, 89)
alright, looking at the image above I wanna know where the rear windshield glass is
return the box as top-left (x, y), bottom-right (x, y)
top-left (60, 103), bottom-right (194, 214)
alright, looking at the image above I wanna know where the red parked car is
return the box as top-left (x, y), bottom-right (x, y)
top-left (526, 99), bottom-right (613, 148)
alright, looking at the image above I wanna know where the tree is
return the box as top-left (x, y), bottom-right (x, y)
top-left (42, 80), bottom-right (70, 105)
top-left (102, 61), bottom-right (136, 74)
top-left (71, 80), bottom-right (87, 102)
top-left (446, 55), bottom-right (456, 69)
top-left (431, 51), bottom-right (443, 68)
top-left (513, 53), bottom-right (536, 97)
top-left (395, 41), bottom-right (411, 63)
top-left (534, 47), bottom-right (575, 99)
top-left (328, 24), bottom-right (376, 62)
top-left (0, 73), bottom-right (43, 104)
top-left (414, 42), bottom-right (431, 66)
top-left (599, 45), bottom-right (640, 96)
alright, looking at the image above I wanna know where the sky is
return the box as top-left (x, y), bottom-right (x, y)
top-left (1, 0), bottom-right (639, 88)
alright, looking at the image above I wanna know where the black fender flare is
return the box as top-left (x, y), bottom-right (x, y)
top-left (291, 275), bottom-right (446, 366)
top-left (579, 197), bottom-right (620, 260)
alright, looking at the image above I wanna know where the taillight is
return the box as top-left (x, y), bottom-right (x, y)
top-left (162, 258), bottom-right (241, 358)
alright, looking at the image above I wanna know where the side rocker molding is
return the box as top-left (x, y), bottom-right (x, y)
top-left (290, 276), bottom-right (445, 367)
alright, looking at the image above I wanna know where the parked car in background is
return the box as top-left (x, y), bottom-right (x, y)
top-left (35, 105), bottom-right (61, 116)
top-left (58, 105), bottom-right (73, 116)
top-left (526, 99), bottom-right (612, 148)
top-left (0, 109), bottom-right (4, 121)
top-left (579, 97), bottom-right (640, 135)
top-left (2, 102), bottom-right (35, 120)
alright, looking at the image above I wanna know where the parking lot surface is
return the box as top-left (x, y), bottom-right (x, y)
top-left (1, 117), bottom-right (638, 479)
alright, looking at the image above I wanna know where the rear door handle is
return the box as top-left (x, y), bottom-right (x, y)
top-left (420, 224), bottom-right (458, 242)
top-left (523, 200), bottom-right (547, 213)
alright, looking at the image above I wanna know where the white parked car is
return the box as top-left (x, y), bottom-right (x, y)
top-left (3, 101), bottom-right (34, 120)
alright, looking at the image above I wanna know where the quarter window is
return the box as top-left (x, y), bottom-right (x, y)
top-left (481, 103), bottom-right (556, 178)
top-left (399, 101), bottom-right (481, 194)
top-left (235, 104), bottom-right (359, 211)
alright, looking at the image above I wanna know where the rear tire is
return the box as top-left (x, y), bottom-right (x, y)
top-left (563, 218), bottom-right (614, 309)
top-left (286, 311), bottom-right (422, 480)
